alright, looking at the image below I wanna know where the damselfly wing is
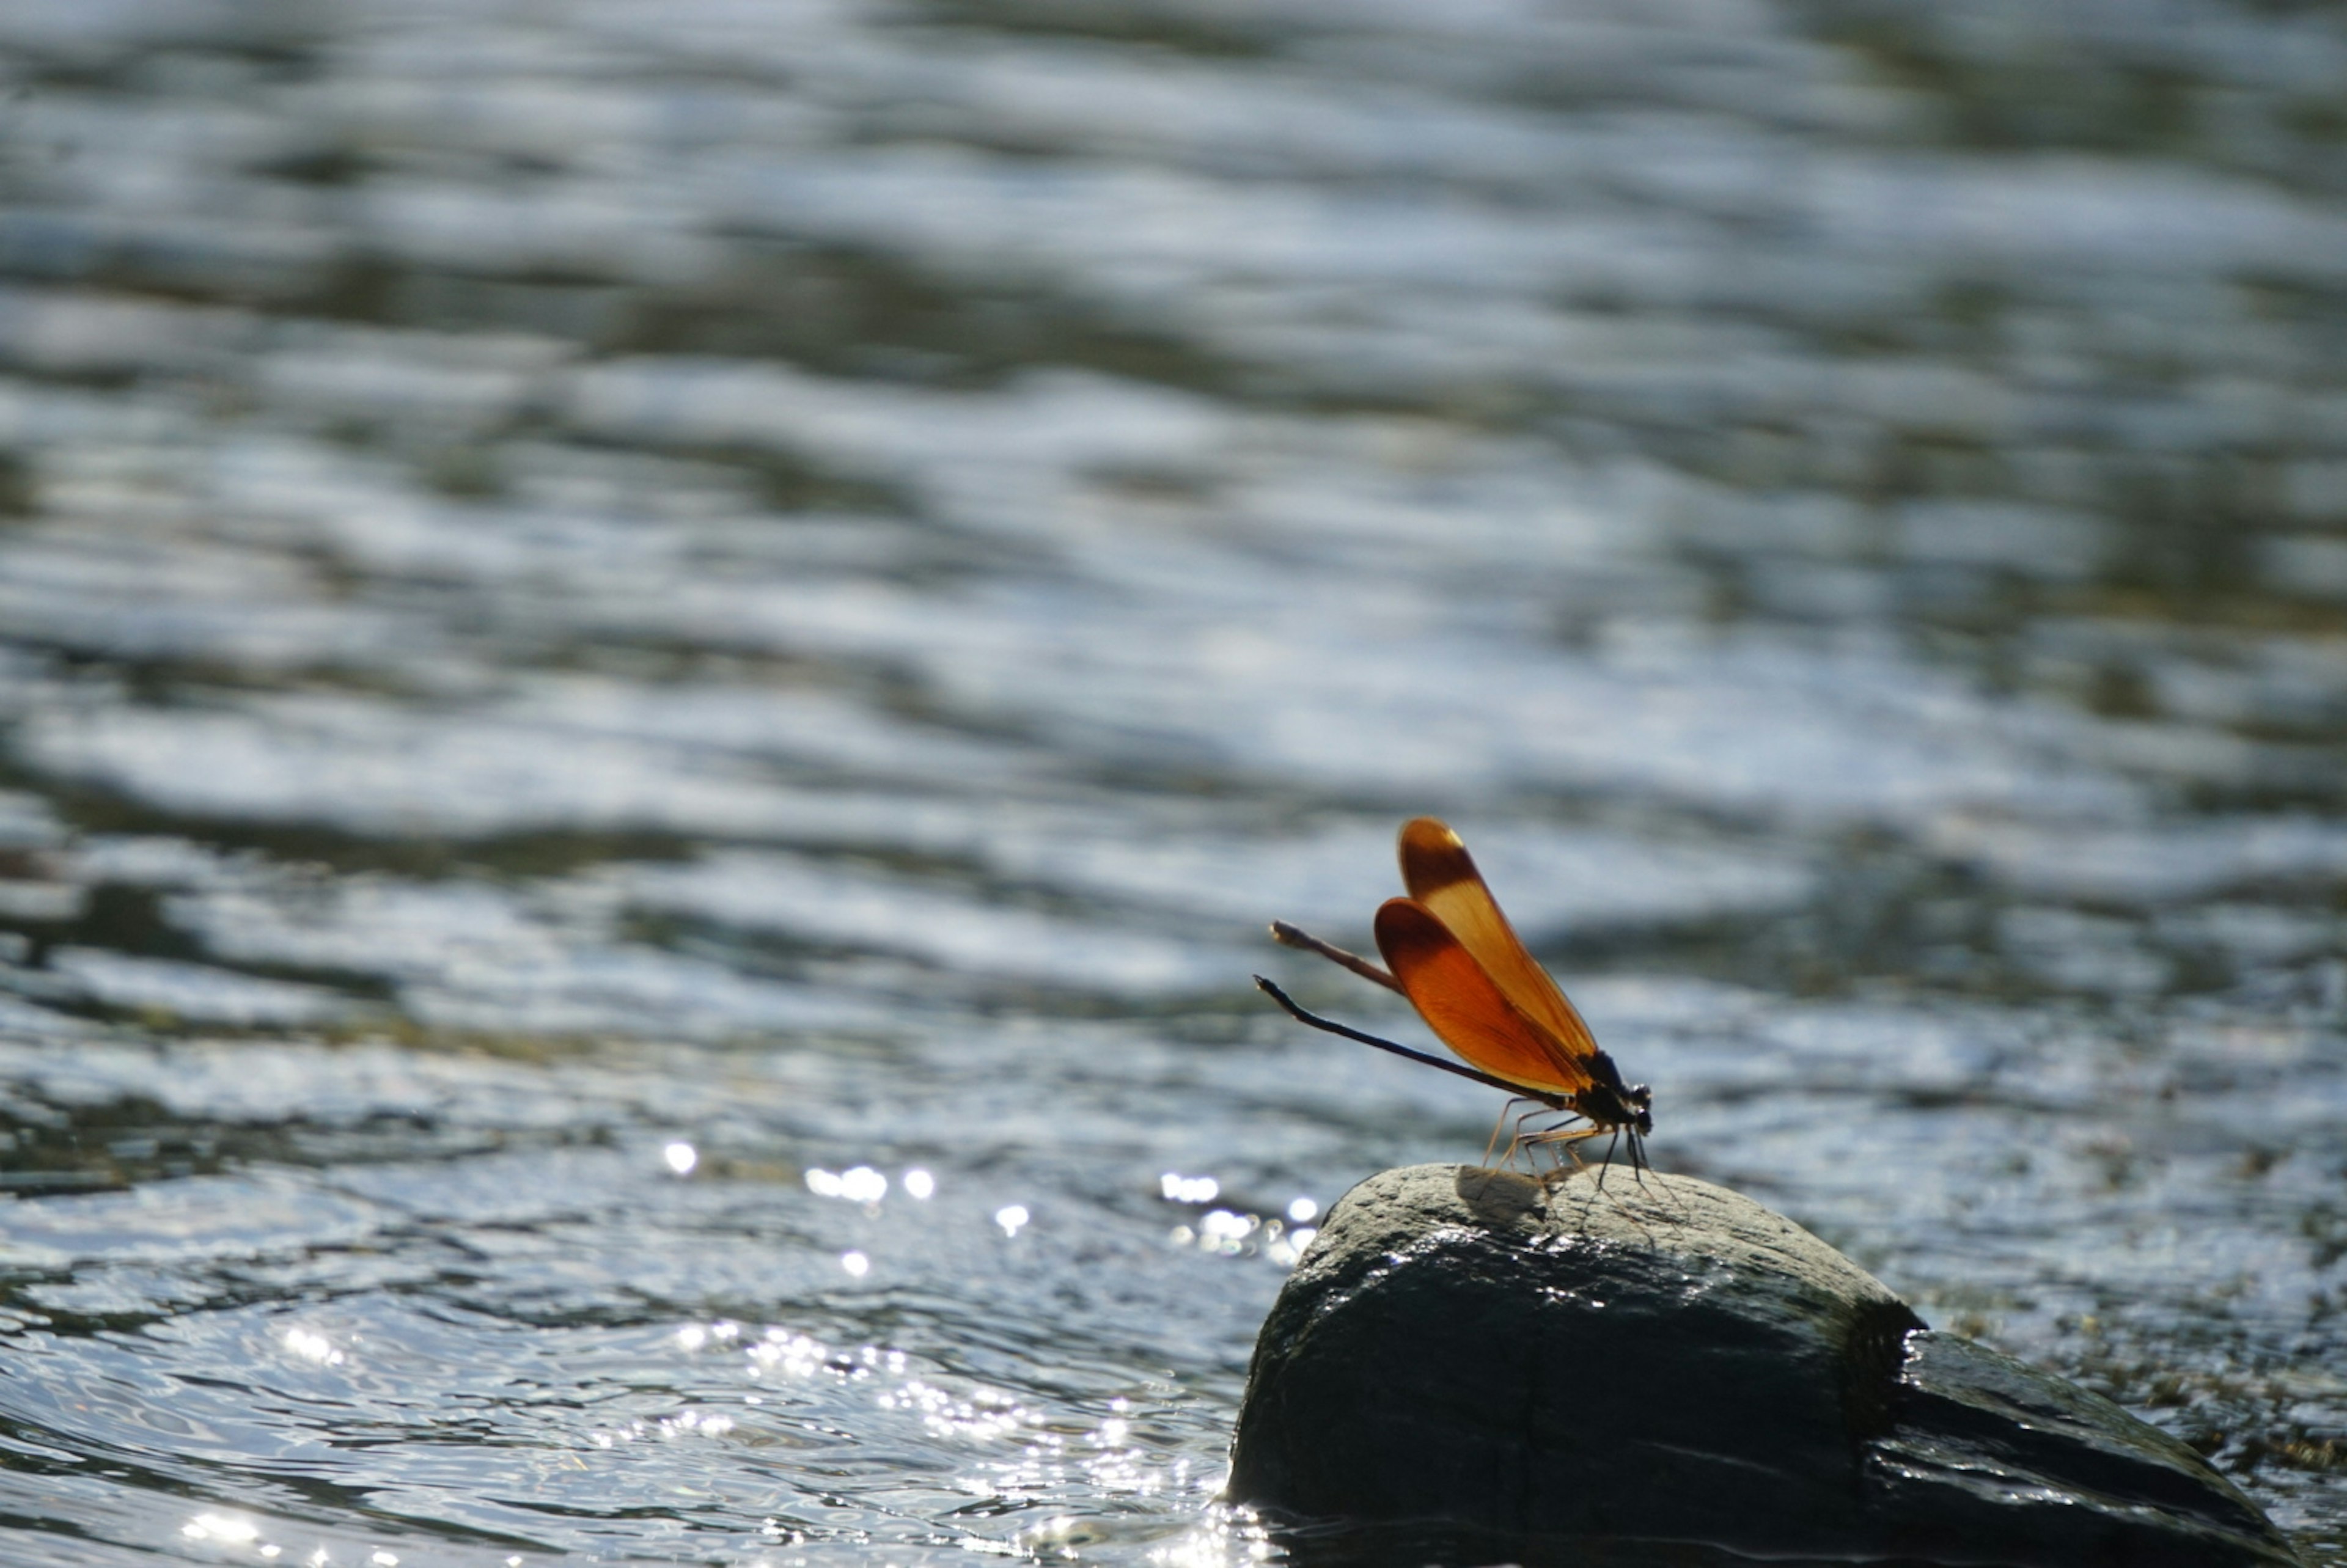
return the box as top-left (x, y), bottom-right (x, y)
top-left (1257, 818), bottom-right (1652, 1178)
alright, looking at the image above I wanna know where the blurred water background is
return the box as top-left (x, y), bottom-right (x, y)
top-left (0, 0), bottom-right (2343, 1563)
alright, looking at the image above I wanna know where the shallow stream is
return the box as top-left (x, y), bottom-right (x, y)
top-left (0, 0), bottom-right (2342, 1563)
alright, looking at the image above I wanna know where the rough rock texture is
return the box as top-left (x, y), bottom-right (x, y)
top-left (1228, 1165), bottom-right (2299, 1567)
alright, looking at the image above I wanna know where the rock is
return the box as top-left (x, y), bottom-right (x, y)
top-left (1227, 1164), bottom-right (2301, 1567)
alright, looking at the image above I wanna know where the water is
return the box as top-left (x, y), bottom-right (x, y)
top-left (0, 0), bottom-right (2341, 1562)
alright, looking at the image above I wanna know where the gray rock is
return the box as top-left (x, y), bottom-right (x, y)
top-left (1228, 1164), bottom-right (2300, 1567)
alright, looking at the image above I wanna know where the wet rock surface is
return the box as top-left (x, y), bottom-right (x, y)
top-left (1230, 1164), bottom-right (2301, 1567)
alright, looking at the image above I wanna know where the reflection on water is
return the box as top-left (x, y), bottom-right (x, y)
top-left (0, 0), bottom-right (2342, 1562)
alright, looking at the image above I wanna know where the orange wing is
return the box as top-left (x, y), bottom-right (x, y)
top-left (1373, 898), bottom-right (1592, 1096)
top-left (1396, 817), bottom-right (1600, 1064)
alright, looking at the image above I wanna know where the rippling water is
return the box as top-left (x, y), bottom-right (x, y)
top-left (0, 0), bottom-right (2343, 1563)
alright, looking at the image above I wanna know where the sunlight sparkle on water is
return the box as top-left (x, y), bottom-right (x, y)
top-left (663, 1409), bottom-right (736, 1439)
top-left (283, 1327), bottom-right (343, 1365)
top-left (1198, 1211), bottom-right (1253, 1248)
top-left (1273, 1227), bottom-right (1317, 1265)
top-left (747, 1328), bottom-right (830, 1379)
top-left (183, 1513), bottom-right (260, 1545)
top-left (1166, 1208), bottom-right (1314, 1266)
top-left (1150, 1504), bottom-right (1277, 1568)
top-left (883, 1378), bottom-right (1034, 1442)
top-left (842, 1250), bottom-right (870, 1276)
top-left (1160, 1173), bottom-right (1219, 1203)
top-left (903, 1167), bottom-right (935, 1198)
top-left (663, 1140), bottom-right (698, 1174)
top-left (806, 1165), bottom-right (887, 1201)
top-left (1287, 1196), bottom-right (1317, 1222)
top-left (995, 1204), bottom-right (1029, 1236)
top-left (674, 1321), bottom-right (740, 1354)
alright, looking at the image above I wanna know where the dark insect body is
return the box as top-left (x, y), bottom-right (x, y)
top-left (1255, 817), bottom-right (1653, 1182)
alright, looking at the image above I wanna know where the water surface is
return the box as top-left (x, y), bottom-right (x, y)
top-left (0, 0), bottom-right (2343, 1563)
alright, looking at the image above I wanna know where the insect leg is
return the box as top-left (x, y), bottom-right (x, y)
top-left (1482, 1101), bottom-right (1518, 1168)
top-left (1626, 1132), bottom-right (1689, 1215)
top-left (1499, 1101), bottom-right (1549, 1170)
top-left (1526, 1122), bottom-right (1608, 1169)
top-left (1592, 1127), bottom-right (1622, 1192)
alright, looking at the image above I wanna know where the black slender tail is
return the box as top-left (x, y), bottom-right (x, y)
top-left (1252, 976), bottom-right (1560, 1105)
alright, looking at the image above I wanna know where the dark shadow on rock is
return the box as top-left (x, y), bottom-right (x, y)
top-left (1228, 1164), bottom-right (2299, 1568)
top-left (1452, 1163), bottom-right (1544, 1227)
